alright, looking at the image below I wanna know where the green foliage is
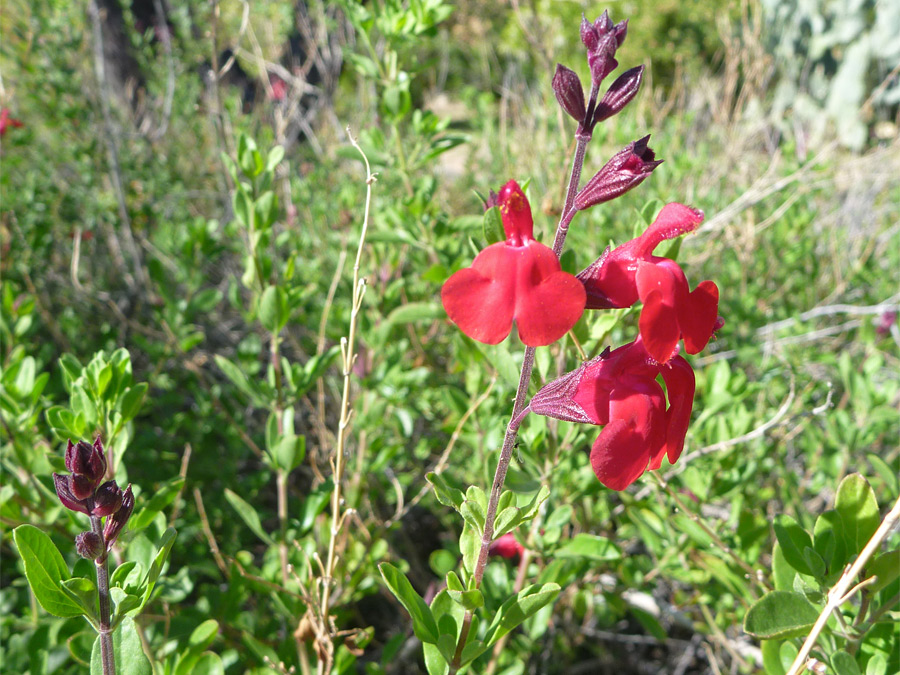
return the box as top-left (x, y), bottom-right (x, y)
top-left (1, 0), bottom-right (897, 673)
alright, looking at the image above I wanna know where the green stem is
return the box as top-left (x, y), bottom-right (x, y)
top-left (92, 515), bottom-right (116, 675)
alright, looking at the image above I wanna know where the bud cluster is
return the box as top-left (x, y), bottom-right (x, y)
top-left (53, 438), bottom-right (134, 559)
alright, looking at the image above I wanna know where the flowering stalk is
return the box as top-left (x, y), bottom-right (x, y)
top-left (447, 116), bottom-right (597, 674)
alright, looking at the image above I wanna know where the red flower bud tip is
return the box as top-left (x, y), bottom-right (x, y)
top-left (91, 480), bottom-right (124, 517)
top-left (577, 203), bottom-right (719, 363)
top-left (530, 339), bottom-right (696, 490)
top-left (489, 533), bottom-right (524, 560)
top-left (592, 65), bottom-right (644, 124)
top-left (0, 108), bottom-right (24, 136)
top-left (441, 181), bottom-right (586, 346)
top-left (103, 484), bottom-right (134, 549)
top-left (76, 532), bottom-right (104, 560)
top-left (574, 136), bottom-right (662, 210)
top-left (875, 311), bottom-right (896, 336)
top-left (552, 64), bottom-right (586, 124)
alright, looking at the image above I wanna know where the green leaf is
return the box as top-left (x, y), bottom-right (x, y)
top-left (460, 499), bottom-right (485, 532)
top-left (774, 515), bottom-right (816, 576)
top-left (865, 653), bottom-right (887, 675)
top-left (90, 616), bottom-right (152, 675)
top-left (460, 523), bottom-right (479, 576)
top-left (254, 191), bottom-right (277, 230)
top-left (232, 187), bottom-right (253, 228)
top-left (482, 205), bottom-right (504, 245)
top-left (484, 583), bottom-right (560, 646)
top-left (427, 473), bottom-right (464, 510)
top-left (382, 302), bottom-right (443, 331)
top-left (117, 383), bottom-right (147, 422)
top-left (866, 550), bottom-right (900, 593)
top-left (814, 510), bottom-right (848, 577)
top-left (556, 534), bottom-right (622, 561)
top-left (126, 527), bottom-right (176, 619)
top-left (68, 631), bottom-right (95, 666)
top-left (12, 525), bottom-right (83, 618)
top-left (129, 477), bottom-right (185, 532)
top-left (192, 653), bottom-right (225, 675)
top-left (835, 474), bottom-right (880, 555)
top-left (446, 587), bottom-right (483, 611)
top-left (258, 285), bottom-right (289, 334)
top-left (298, 479), bottom-right (333, 534)
top-left (266, 145), bottom-right (285, 172)
top-left (743, 591), bottom-right (820, 639)
top-left (60, 577), bottom-right (98, 618)
top-left (46, 405), bottom-right (82, 439)
top-left (831, 651), bottom-right (861, 675)
top-left (214, 355), bottom-right (264, 406)
top-left (867, 453), bottom-right (899, 496)
top-left (379, 563), bottom-right (439, 644)
top-left (224, 489), bottom-right (274, 545)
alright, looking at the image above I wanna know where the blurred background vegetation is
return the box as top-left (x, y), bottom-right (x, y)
top-left (1, 0), bottom-right (898, 673)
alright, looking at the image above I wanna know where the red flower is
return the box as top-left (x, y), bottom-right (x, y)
top-left (0, 108), bottom-right (24, 136)
top-left (529, 338), bottom-right (695, 490)
top-left (441, 180), bottom-right (586, 346)
top-left (576, 203), bottom-right (720, 363)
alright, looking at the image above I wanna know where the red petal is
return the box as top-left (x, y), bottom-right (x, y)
top-left (498, 180), bottom-right (534, 245)
top-left (680, 280), bottom-right (719, 354)
top-left (441, 244), bottom-right (516, 344)
top-left (590, 381), bottom-right (665, 490)
top-left (634, 203), bottom-right (704, 255)
top-left (659, 356), bottom-right (695, 465)
top-left (514, 243), bottom-right (585, 346)
top-left (636, 262), bottom-right (683, 363)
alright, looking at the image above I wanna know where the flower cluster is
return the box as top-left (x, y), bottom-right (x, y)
top-left (53, 438), bottom-right (134, 559)
top-left (440, 10), bottom-right (720, 490)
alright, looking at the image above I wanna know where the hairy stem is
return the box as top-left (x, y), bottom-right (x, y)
top-left (92, 516), bottom-right (115, 675)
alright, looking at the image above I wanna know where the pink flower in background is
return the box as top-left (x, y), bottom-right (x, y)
top-left (489, 533), bottom-right (524, 560)
top-left (577, 203), bottom-right (720, 363)
top-left (441, 181), bottom-right (586, 346)
top-left (0, 108), bottom-right (24, 136)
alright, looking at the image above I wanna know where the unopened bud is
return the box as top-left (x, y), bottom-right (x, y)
top-left (103, 484), bottom-right (134, 549)
top-left (592, 65), bottom-right (644, 124)
top-left (552, 64), bottom-right (586, 124)
top-left (75, 531), bottom-right (103, 560)
top-left (91, 481), bottom-right (123, 517)
top-left (53, 473), bottom-right (90, 515)
top-left (574, 136), bottom-right (662, 210)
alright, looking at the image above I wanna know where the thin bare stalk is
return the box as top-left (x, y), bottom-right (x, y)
top-left (448, 110), bottom-right (594, 673)
top-left (91, 516), bottom-right (115, 675)
top-left (785, 494), bottom-right (900, 675)
top-left (316, 129), bottom-right (376, 675)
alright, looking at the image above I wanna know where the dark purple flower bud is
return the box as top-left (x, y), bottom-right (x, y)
top-left (91, 481), bottom-right (123, 517)
top-left (64, 438), bottom-right (107, 486)
top-left (54, 473), bottom-right (89, 514)
top-left (552, 64), bottom-right (586, 124)
top-left (574, 136), bottom-right (662, 210)
top-left (580, 14), bottom-right (599, 52)
top-left (75, 531), bottom-right (103, 560)
top-left (483, 189), bottom-right (499, 211)
top-left (612, 19), bottom-right (628, 47)
top-left (594, 10), bottom-right (613, 34)
top-left (587, 32), bottom-right (618, 87)
top-left (592, 66), bottom-right (644, 123)
top-left (69, 473), bottom-right (96, 501)
top-left (103, 484), bottom-right (134, 549)
top-left (876, 311), bottom-right (896, 336)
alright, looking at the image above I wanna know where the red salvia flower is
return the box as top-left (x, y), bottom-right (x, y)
top-left (441, 180), bottom-right (586, 346)
top-left (576, 202), bottom-right (720, 363)
top-left (529, 338), bottom-right (695, 490)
